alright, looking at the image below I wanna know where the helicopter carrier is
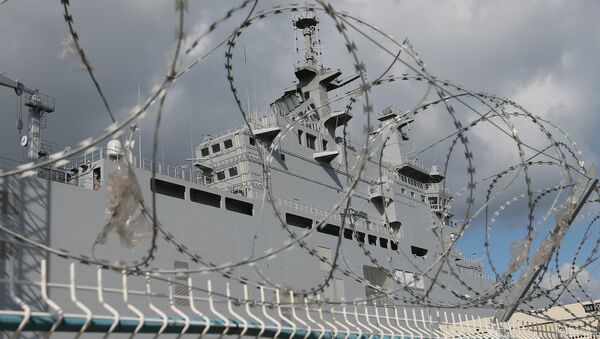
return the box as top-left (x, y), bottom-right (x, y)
top-left (0, 11), bottom-right (502, 336)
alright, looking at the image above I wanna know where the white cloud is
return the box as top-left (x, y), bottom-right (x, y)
top-left (540, 263), bottom-right (600, 304)
top-left (512, 74), bottom-right (579, 121)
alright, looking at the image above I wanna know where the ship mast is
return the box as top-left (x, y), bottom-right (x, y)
top-left (294, 10), bottom-right (320, 68)
top-left (288, 10), bottom-right (359, 124)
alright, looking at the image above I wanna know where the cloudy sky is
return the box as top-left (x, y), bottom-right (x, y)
top-left (1, 0), bottom-right (599, 293)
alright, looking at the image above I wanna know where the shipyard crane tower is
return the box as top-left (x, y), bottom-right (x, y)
top-left (0, 73), bottom-right (55, 161)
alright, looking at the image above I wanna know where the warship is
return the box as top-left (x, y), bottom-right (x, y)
top-left (0, 10), bottom-right (537, 337)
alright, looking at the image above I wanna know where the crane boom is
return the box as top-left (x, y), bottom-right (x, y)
top-left (1, 72), bottom-right (55, 161)
top-left (0, 73), bottom-right (55, 112)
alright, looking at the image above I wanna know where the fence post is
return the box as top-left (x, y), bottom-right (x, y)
top-left (122, 270), bottom-right (144, 336)
top-left (41, 259), bottom-right (63, 335)
top-left (189, 276), bottom-right (211, 337)
top-left (208, 280), bottom-right (230, 336)
top-left (70, 263), bottom-right (92, 338)
top-left (97, 266), bottom-right (119, 336)
top-left (146, 273), bottom-right (168, 335)
top-left (227, 282), bottom-right (249, 337)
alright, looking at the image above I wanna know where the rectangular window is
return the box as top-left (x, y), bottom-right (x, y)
top-left (368, 234), bottom-right (377, 245)
top-left (343, 228), bottom-right (353, 240)
top-left (401, 188), bottom-right (406, 194)
top-left (322, 139), bottom-right (328, 151)
top-left (410, 191), bottom-right (415, 198)
top-left (379, 238), bottom-right (388, 249)
top-left (225, 197), bottom-right (253, 215)
top-left (421, 195), bottom-right (426, 203)
top-left (216, 171), bottom-right (226, 180)
top-left (318, 223), bottom-right (340, 237)
top-left (286, 213), bottom-right (312, 229)
top-left (201, 147), bottom-right (209, 157)
top-left (249, 137), bottom-right (256, 146)
top-left (306, 133), bottom-right (316, 150)
top-left (228, 167), bottom-right (238, 177)
top-left (224, 139), bottom-right (233, 149)
top-left (411, 245), bottom-right (428, 258)
top-left (297, 130), bottom-right (303, 145)
top-left (356, 232), bottom-right (365, 243)
top-left (390, 241), bottom-right (398, 251)
top-left (150, 178), bottom-right (185, 199)
top-left (211, 143), bottom-right (221, 153)
top-left (190, 188), bottom-right (221, 208)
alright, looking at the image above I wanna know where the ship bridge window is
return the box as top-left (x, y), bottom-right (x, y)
top-left (322, 139), bottom-right (328, 151)
top-left (343, 228), bottom-right (353, 240)
top-left (249, 137), bottom-right (256, 146)
top-left (297, 130), bottom-right (303, 145)
top-left (368, 234), bottom-right (377, 246)
top-left (390, 240), bottom-right (398, 251)
top-left (411, 246), bottom-right (428, 258)
top-left (224, 139), bottom-right (233, 149)
top-left (379, 238), bottom-right (388, 249)
top-left (286, 213), bottom-right (312, 229)
top-left (190, 188), bottom-right (221, 208)
top-left (211, 143), bottom-right (221, 153)
top-left (216, 171), bottom-right (226, 180)
top-left (201, 147), bottom-right (209, 157)
top-left (318, 223), bottom-right (340, 237)
top-left (228, 167), bottom-right (238, 177)
top-left (225, 197), bottom-right (253, 216)
top-left (355, 232), bottom-right (365, 243)
top-left (306, 133), bottom-right (316, 150)
top-left (151, 178), bottom-right (185, 199)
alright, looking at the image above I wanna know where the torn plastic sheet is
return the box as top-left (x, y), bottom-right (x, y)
top-left (507, 238), bottom-right (530, 275)
top-left (95, 161), bottom-right (151, 249)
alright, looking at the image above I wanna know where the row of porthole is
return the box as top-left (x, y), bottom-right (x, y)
top-left (285, 213), bottom-right (429, 260)
top-left (285, 213), bottom-right (400, 251)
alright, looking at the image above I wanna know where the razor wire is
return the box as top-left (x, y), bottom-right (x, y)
top-left (0, 0), bottom-right (598, 336)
